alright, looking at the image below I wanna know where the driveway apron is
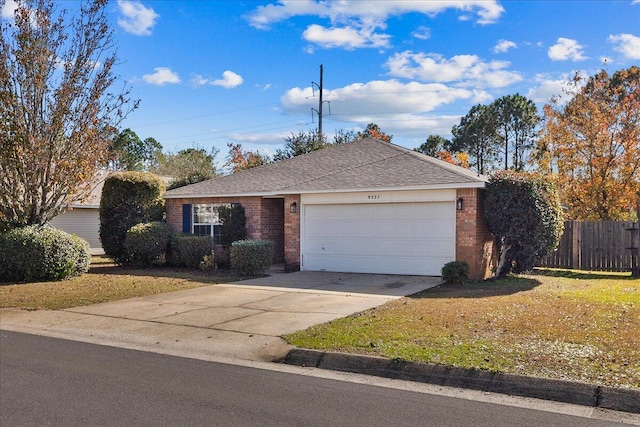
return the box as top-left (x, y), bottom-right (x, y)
top-left (0, 272), bottom-right (441, 362)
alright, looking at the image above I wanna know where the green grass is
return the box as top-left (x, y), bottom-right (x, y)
top-left (0, 256), bottom-right (240, 310)
top-left (284, 269), bottom-right (640, 389)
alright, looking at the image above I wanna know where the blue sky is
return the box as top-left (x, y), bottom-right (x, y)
top-left (3, 1), bottom-right (640, 159)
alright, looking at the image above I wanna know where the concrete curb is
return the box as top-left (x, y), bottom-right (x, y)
top-left (281, 349), bottom-right (640, 414)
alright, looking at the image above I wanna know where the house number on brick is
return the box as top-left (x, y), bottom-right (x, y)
top-left (368, 195), bottom-right (380, 200)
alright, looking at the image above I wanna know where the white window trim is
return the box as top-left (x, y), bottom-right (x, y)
top-left (192, 203), bottom-right (230, 243)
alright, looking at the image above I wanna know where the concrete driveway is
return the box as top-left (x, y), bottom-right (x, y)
top-left (0, 271), bottom-right (441, 363)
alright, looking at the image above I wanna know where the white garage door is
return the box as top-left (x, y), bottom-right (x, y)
top-left (302, 202), bottom-right (455, 276)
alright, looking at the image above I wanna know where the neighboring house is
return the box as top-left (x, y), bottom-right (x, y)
top-left (49, 169), bottom-right (110, 254)
top-left (165, 138), bottom-right (495, 280)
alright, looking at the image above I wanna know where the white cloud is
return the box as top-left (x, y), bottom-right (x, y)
top-left (386, 51), bottom-right (522, 88)
top-left (245, 1), bottom-right (503, 50)
top-left (412, 26), bottom-right (431, 40)
top-left (143, 67), bottom-right (180, 85)
top-left (526, 72), bottom-right (587, 104)
top-left (283, 78), bottom-right (473, 139)
top-left (1, 0), bottom-right (18, 19)
top-left (302, 23), bottom-right (390, 49)
top-left (246, 1), bottom-right (504, 28)
top-left (226, 132), bottom-right (291, 146)
top-left (117, 0), bottom-right (159, 36)
top-left (190, 74), bottom-right (209, 86)
top-left (608, 34), bottom-right (640, 60)
top-left (213, 71), bottom-right (244, 88)
top-left (548, 37), bottom-right (587, 61)
top-left (493, 39), bottom-right (516, 53)
top-left (282, 79), bottom-right (479, 121)
top-left (192, 71), bottom-right (243, 88)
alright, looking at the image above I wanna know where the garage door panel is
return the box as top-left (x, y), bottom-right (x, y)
top-left (302, 202), bottom-right (455, 276)
top-left (304, 254), bottom-right (452, 276)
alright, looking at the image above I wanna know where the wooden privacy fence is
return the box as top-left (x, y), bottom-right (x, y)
top-left (537, 221), bottom-right (638, 272)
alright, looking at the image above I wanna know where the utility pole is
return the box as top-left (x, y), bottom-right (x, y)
top-left (311, 64), bottom-right (329, 143)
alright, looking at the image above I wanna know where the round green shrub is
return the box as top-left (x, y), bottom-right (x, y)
top-left (441, 261), bottom-right (469, 284)
top-left (0, 225), bottom-right (90, 282)
top-left (99, 172), bottom-right (165, 264)
top-left (230, 239), bottom-right (274, 276)
top-left (166, 234), bottom-right (216, 268)
top-left (124, 221), bottom-right (172, 267)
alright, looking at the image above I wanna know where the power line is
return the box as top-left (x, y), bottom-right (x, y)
top-left (133, 102), bottom-right (280, 128)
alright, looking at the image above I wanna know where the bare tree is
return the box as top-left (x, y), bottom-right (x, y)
top-left (0, 0), bottom-right (137, 228)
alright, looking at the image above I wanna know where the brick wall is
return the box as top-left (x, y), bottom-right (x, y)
top-left (455, 188), bottom-right (496, 280)
top-left (165, 196), bottom-right (286, 263)
top-left (283, 194), bottom-right (301, 272)
top-left (261, 198), bottom-right (285, 263)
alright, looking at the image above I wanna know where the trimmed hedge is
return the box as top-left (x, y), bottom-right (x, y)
top-left (230, 239), bottom-right (274, 276)
top-left (166, 234), bottom-right (216, 269)
top-left (0, 225), bottom-right (90, 282)
top-left (124, 222), bottom-right (172, 267)
top-left (99, 172), bottom-right (165, 264)
top-left (441, 261), bottom-right (469, 284)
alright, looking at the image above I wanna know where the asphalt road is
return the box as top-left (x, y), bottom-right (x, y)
top-left (0, 331), bottom-right (635, 427)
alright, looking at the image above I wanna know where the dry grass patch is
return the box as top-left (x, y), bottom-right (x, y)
top-left (284, 269), bottom-right (639, 389)
top-left (0, 257), bottom-right (239, 311)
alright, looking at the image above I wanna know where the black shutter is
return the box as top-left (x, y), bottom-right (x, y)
top-left (182, 204), bottom-right (192, 233)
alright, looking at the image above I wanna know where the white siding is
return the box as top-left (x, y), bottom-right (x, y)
top-left (49, 208), bottom-right (103, 253)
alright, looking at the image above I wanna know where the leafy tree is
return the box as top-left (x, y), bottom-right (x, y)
top-left (332, 128), bottom-right (358, 145)
top-left (451, 104), bottom-right (500, 174)
top-left (484, 171), bottom-right (564, 277)
top-left (272, 129), bottom-right (359, 162)
top-left (436, 151), bottom-right (470, 169)
top-left (273, 130), bottom-right (330, 161)
top-left (154, 146), bottom-right (219, 189)
top-left (225, 142), bottom-right (270, 173)
top-left (415, 135), bottom-right (451, 157)
top-left (0, 0), bottom-right (136, 228)
top-left (357, 123), bottom-right (392, 142)
top-left (537, 66), bottom-right (640, 220)
top-left (109, 128), bottom-right (162, 171)
top-left (491, 94), bottom-right (539, 170)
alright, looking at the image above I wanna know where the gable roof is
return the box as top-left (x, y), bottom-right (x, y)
top-left (165, 138), bottom-right (487, 199)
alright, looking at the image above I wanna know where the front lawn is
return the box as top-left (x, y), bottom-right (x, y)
top-left (0, 257), bottom-right (240, 311)
top-left (284, 269), bottom-right (640, 389)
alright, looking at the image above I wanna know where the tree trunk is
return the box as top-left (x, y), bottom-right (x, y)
top-left (494, 237), bottom-right (511, 277)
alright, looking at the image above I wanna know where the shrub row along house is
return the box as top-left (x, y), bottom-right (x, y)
top-left (165, 138), bottom-right (494, 280)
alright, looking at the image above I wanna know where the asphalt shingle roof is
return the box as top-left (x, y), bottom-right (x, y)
top-left (165, 138), bottom-right (487, 198)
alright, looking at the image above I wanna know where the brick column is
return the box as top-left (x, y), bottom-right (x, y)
top-left (455, 188), bottom-right (495, 280)
top-left (284, 194), bottom-right (301, 272)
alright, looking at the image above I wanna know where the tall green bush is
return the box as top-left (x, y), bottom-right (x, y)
top-left (167, 234), bottom-right (216, 268)
top-left (230, 240), bottom-right (274, 276)
top-left (484, 170), bottom-right (564, 276)
top-left (124, 221), bottom-right (172, 267)
top-left (99, 172), bottom-right (165, 264)
top-left (0, 225), bottom-right (90, 282)
top-left (218, 204), bottom-right (247, 246)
